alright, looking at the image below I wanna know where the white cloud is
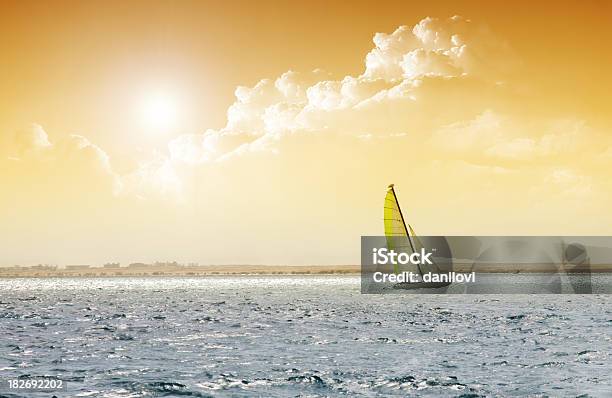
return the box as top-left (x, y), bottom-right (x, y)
top-left (548, 168), bottom-right (593, 197)
top-left (411, 15), bottom-right (515, 79)
top-left (431, 111), bottom-right (596, 162)
top-left (115, 15), bottom-right (608, 204)
top-left (11, 16), bottom-right (605, 207)
top-left (432, 110), bottom-right (504, 151)
top-left (401, 49), bottom-right (463, 79)
top-left (12, 124), bottom-right (52, 155)
top-left (5, 15), bottom-right (612, 266)
top-left (363, 25), bottom-right (417, 81)
top-left (1, 125), bottom-right (121, 196)
top-left (485, 138), bottom-right (537, 159)
top-left (209, 15), bottom-right (514, 155)
top-left (363, 16), bottom-right (513, 83)
top-left (120, 154), bottom-right (183, 201)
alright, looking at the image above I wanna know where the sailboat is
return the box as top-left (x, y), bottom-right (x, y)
top-left (384, 184), bottom-right (451, 289)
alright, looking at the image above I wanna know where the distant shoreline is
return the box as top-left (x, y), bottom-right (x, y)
top-left (1, 263), bottom-right (611, 278)
top-left (0, 265), bottom-right (360, 278)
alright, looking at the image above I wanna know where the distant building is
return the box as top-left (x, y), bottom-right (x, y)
top-left (0, 266), bottom-right (21, 273)
top-left (66, 265), bottom-right (91, 270)
top-left (103, 263), bottom-right (121, 268)
top-left (30, 265), bottom-right (57, 270)
top-left (152, 261), bottom-right (180, 268)
top-left (128, 262), bottom-right (148, 268)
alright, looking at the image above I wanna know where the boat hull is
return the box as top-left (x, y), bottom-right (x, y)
top-left (393, 281), bottom-right (452, 290)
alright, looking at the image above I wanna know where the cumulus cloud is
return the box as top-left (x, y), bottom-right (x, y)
top-left (4, 15), bottom-right (612, 266)
top-left (491, 121), bottom-right (589, 160)
top-left (400, 49), bottom-right (463, 79)
top-left (167, 130), bottom-right (254, 164)
top-left (111, 14), bottom-right (610, 208)
top-left (144, 15), bottom-right (515, 177)
top-left (4, 125), bottom-right (116, 180)
top-left (431, 110), bottom-right (505, 151)
top-left (430, 110), bottom-right (595, 162)
top-left (363, 25), bottom-right (417, 81)
top-left (363, 16), bottom-right (514, 82)
top-left (9, 16), bottom-right (608, 211)
top-left (547, 168), bottom-right (593, 197)
top-left (12, 124), bottom-right (52, 155)
top-left (1, 124), bottom-right (121, 211)
top-left (485, 138), bottom-right (537, 159)
top-left (225, 70), bottom-right (329, 134)
top-left (119, 154), bottom-right (182, 201)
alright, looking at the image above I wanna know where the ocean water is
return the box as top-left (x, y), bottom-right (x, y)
top-left (0, 276), bottom-right (610, 398)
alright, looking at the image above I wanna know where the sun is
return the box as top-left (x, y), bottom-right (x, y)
top-left (140, 92), bottom-right (179, 132)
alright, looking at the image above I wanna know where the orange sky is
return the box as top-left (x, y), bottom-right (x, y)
top-left (1, 1), bottom-right (612, 265)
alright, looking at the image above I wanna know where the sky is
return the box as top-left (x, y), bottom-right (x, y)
top-left (1, 1), bottom-right (612, 266)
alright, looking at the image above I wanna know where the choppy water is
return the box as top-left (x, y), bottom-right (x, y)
top-left (0, 276), bottom-right (610, 397)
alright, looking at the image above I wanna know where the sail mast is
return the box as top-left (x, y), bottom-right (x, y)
top-left (388, 184), bottom-right (417, 254)
top-left (387, 184), bottom-right (423, 276)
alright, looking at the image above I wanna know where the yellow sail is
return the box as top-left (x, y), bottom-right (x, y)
top-left (410, 222), bottom-right (442, 274)
top-left (384, 184), bottom-right (447, 284)
top-left (384, 184), bottom-right (415, 273)
top-left (384, 185), bottom-right (408, 238)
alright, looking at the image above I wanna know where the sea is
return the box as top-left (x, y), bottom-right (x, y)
top-left (0, 276), bottom-right (610, 397)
